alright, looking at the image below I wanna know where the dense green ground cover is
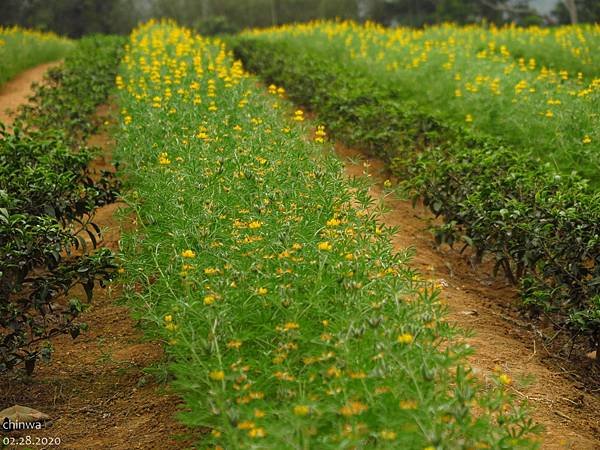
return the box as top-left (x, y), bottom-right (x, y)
top-left (115, 21), bottom-right (538, 449)
top-left (0, 35), bottom-right (123, 373)
top-left (240, 22), bottom-right (599, 183)
top-left (232, 26), bottom-right (600, 365)
top-left (0, 26), bottom-right (73, 86)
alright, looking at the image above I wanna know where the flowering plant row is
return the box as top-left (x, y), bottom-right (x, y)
top-left (115, 22), bottom-right (538, 448)
top-left (0, 25), bottom-right (73, 86)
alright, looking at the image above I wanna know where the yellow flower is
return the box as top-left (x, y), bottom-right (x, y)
top-left (211, 429), bottom-right (221, 437)
top-left (248, 220), bottom-right (262, 229)
top-left (314, 125), bottom-right (327, 143)
top-left (545, 110), bottom-right (554, 118)
top-left (164, 314), bottom-right (173, 323)
top-left (499, 373), bottom-right (512, 385)
top-left (339, 401), bottom-right (368, 417)
top-left (203, 295), bottom-right (216, 305)
top-left (465, 114), bottom-right (473, 123)
top-left (248, 427), bottom-right (266, 438)
top-left (380, 430), bottom-right (397, 440)
top-left (397, 333), bottom-right (414, 344)
top-left (293, 110), bottom-right (305, 121)
top-left (582, 135), bottom-right (591, 144)
top-left (209, 370), bottom-right (225, 381)
top-left (237, 421), bottom-right (255, 430)
top-left (181, 249), bottom-right (196, 258)
top-left (318, 241), bottom-right (332, 251)
top-left (383, 179), bottom-right (392, 188)
top-left (326, 218), bottom-right (341, 227)
top-left (326, 366), bottom-right (341, 378)
top-left (227, 339), bottom-right (242, 349)
top-left (254, 409), bottom-right (266, 418)
top-left (285, 322), bottom-right (300, 331)
top-left (158, 152), bottom-right (171, 165)
top-left (293, 405), bottom-right (310, 416)
top-left (257, 287), bottom-right (268, 296)
top-left (399, 399), bottom-right (418, 410)
top-left (274, 371), bottom-right (296, 381)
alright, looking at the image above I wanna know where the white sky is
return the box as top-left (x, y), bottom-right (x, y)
top-left (529, 0), bottom-right (560, 15)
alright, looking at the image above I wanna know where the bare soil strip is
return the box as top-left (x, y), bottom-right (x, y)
top-left (0, 62), bottom-right (61, 126)
top-left (336, 144), bottom-right (600, 450)
top-left (0, 65), bottom-right (195, 449)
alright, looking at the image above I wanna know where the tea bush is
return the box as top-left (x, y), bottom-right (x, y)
top-left (0, 35), bottom-right (123, 374)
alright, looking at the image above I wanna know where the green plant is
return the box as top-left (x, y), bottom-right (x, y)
top-left (114, 21), bottom-right (539, 448)
top-left (231, 31), bottom-right (600, 363)
top-left (0, 35), bottom-right (123, 374)
top-left (0, 26), bottom-right (73, 86)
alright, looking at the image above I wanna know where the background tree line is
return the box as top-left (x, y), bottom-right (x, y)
top-left (0, 0), bottom-right (597, 38)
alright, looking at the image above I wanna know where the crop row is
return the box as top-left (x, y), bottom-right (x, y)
top-left (115, 21), bottom-right (538, 449)
top-left (0, 26), bottom-right (73, 86)
top-left (240, 22), bottom-right (599, 183)
top-left (0, 35), bottom-right (123, 373)
top-left (232, 27), bottom-right (600, 365)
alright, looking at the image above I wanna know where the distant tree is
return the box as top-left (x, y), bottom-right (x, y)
top-left (365, 0), bottom-right (530, 26)
top-left (0, 0), bottom-right (141, 37)
top-left (553, 0), bottom-right (599, 23)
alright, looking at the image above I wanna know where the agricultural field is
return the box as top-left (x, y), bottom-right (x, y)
top-left (0, 26), bottom-right (73, 86)
top-left (238, 22), bottom-right (600, 181)
top-left (112, 21), bottom-right (540, 449)
top-left (2, 16), bottom-right (600, 450)
top-left (233, 21), bottom-right (600, 368)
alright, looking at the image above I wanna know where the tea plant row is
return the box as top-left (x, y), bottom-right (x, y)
top-left (115, 21), bottom-right (538, 449)
top-left (0, 35), bottom-right (123, 373)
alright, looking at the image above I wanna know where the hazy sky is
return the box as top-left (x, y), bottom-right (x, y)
top-left (530, 0), bottom-right (559, 15)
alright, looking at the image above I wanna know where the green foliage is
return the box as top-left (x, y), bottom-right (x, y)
top-left (232, 33), bottom-right (600, 362)
top-left (0, 35), bottom-right (123, 374)
top-left (115, 22), bottom-right (539, 448)
top-left (0, 27), bottom-right (73, 86)
top-left (16, 35), bottom-right (126, 141)
top-left (0, 0), bottom-right (141, 38)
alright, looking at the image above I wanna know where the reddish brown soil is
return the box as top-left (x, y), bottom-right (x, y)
top-left (0, 61), bottom-right (61, 126)
top-left (336, 144), bottom-right (600, 449)
top-left (0, 66), bottom-right (197, 449)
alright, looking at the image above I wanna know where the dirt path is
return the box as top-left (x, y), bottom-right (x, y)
top-left (336, 144), bottom-right (600, 449)
top-left (0, 61), bottom-right (61, 126)
top-left (0, 66), bottom-right (197, 448)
